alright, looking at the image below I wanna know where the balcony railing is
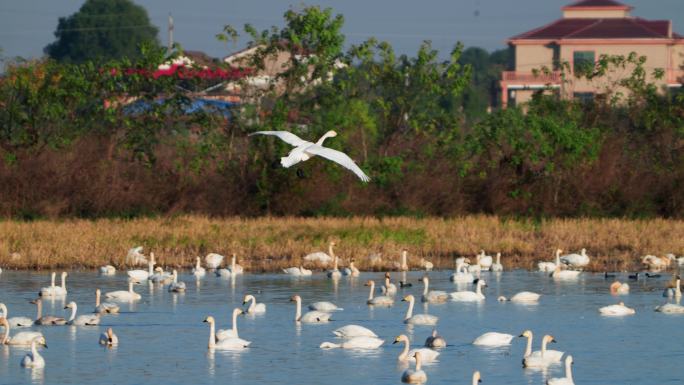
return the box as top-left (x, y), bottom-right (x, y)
top-left (502, 71), bottom-right (561, 84)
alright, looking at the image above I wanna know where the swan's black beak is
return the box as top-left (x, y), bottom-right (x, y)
top-left (551, 339), bottom-right (557, 343)
top-left (518, 334), bottom-right (524, 337)
top-left (203, 319), bottom-right (208, 323)
top-left (392, 340), bottom-right (399, 344)
top-left (63, 306), bottom-right (68, 309)
top-left (44, 344), bottom-right (48, 349)
top-left (242, 301), bottom-right (247, 305)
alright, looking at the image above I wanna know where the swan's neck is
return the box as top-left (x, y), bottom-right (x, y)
top-left (333, 256), bottom-right (338, 270)
top-left (541, 338), bottom-right (548, 357)
top-left (149, 262), bottom-right (154, 275)
top-left (35, 301), bottom-right (42, 321)
top-left (50, 274), bottom-right (56, 288)
top-left (676, 279), bottom-right (682, 296)
top-left (565, 359), bottom-right (573, 381)
top-left (294, 299), bottom-right (302, 322)
top-left (1, 321), bottom-right (10, 343)
top-left (128, 281), bottom-right (135, 294)
top-left (231, 255), bottom-right (236, 270)
top-left (231, 311), bottom-right (239, 336)
top-left (496, 254), bottom-right (501, 264)
top-left (0, 304), bottom-right (7, 318)
top-left (31, 340), bottom-right (39, 360)
top-left (524, 334), bottom-right (533, 357)
top-left (61, 275), bottom-right (66, 290)
top-left (399, 339), bottom-right (409, 360)
top-left (368, 282), bottom-right (375, 300)
top-left (414, 354), bottom-right (422, 371)
top-left (196, 259), bottom-right (201, 270)
top-left (95, 292), bottom-right (101, 307)
top-left (68, 305), bottom-right (77, 322)
top-left (555, 251), bottom-right (561, 265)
top-left (476, 283), bottom-right (482, 296)
top-left (248, 297), bottom-right (256, 312)
top-left (316, 131), bottom-right (335, 146)
top-left (405, 298), bottom-right (414, 320)
top-left (173, 272), bottom-right (178, 284)
top-left (401, 251), bottom-right (407, 269)
top-left (208, 322), bottom-right (216, 348)
top-left (423, 279), bottom-right (429, 295)
top-left (328, 244), bottom-right (335, 262)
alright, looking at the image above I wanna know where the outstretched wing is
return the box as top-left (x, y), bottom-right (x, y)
top-left (248, 131), bottom-right (309, 147)
top-left (304, 144), bottom-right (371, 182)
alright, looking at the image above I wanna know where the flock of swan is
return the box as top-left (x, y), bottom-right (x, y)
top-left (1, 244), bottom-right (683, 384)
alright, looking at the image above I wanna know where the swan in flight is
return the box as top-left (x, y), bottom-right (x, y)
top-left (127, 261), bottom-right (154, 282)
top-left (283, 266), bottom-right (312, 276)
top-left (31, 299), bottom-right (66, 325)
top-left (394, 334), bottom-right (440, 363)
top-left (599, 302), bottom-right (635, 316)
top-left (0, 303), bottom-right (33, 327)
top-left (105, 281), bottom-right (141, 302)
top-left (242, 294), bottom-right (266, 314)
top-left (192, 257), bottom-right (206, 278)
top-left (99, 327), bottom-right (118, 347)
top-left (64, 302), bottom-right (100, 326)
top-left (93, 289), bottom-right (120, 314)
top-left (332, 325), bottom-right (378, 338)
top-left (320, 336), bottom-right (384, 349)
top-left (205, 253), bottom-right (224, 269)
top-left (424, 329), bottom-right (446, 348)
top-left (204, 316), bottom-right (250, 349)
top-left (291, 295), bottom-right (332, 323)
top-left (20, 337), bottom-right (47, 369)
top-left (365, 280), bottom-right (394, 306)
top-left (419, 276), bottom-right (448, 303)
top-left (126, 246), bottom-right (149, 266)
top-left (473, 332), bottom-right (514, 347)
top-left (402, 295), bottom-right (438, 325)
top-left (250, 130), bottom-right (370, 182)
top-left (401, 351), bottom-right (428, 384)
top-left (1, 317), bottom-right (45, 346)
top-left (450, 279), bottom-right (487, 302)
top-left (215, 308), bottom-right (245, 340)
top-left (547, 355), bottom-right (575, 385)
top-left (538, 249), bottom-right (562, 272)
top-left (520, 331), bottom-right (564, 367)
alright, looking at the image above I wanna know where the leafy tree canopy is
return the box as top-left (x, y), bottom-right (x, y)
top-left (44, 0), bottom-right (159, 63)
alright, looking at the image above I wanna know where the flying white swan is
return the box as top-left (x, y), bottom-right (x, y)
top-left (168, 270), bottom-right (186, 293)
top-left (365, 280), bottom-right (394, 306)
top-left (303, 241), bottom-right (335, 265)
top-left (394, 334), bottom-right (440, 363)
top-left (64, 302), bottom-right (100, 326)
top-left (520, 331), bottom-right (564, 367)
top-left (490, 252), bottom-right (503, 272)
top-left (401, 351), bottom-right (428, 384)
top-left (0, 303), bottom-right (33, 327)
top-left (473, 332), bottom-right (514, 347)
top-left (424, 329), bottom-right (446, 348)
top-left (402, 295), bottom-right (438, 325)
top-left (215, 308), bottom-right (245, 340)
top-left (99, 265), bottom-right (116, 276)
top-left (291, 295), bottom-right (332, 323)
top-left (599, 302), bottom-right (635, 316)
top-left (283, 266), bottom-right (312, 276)
top-left (105, 281), bottom-right (141, 302)
top-left (382, 272), bottom-right (398, 295)
top-left (538, 249), bottom-right (562, 272)
top-left (547, 355), bottom-right (575, 385)
top-left (127, 261), bottom-right (154, 282)
top-left (250, 130), bottom-right (371, 182)
top-left (20, 336), bottom-right (47, 369)
top-left (243, 294), bottom-right (266, 314)
top-left (332, 325), bottom-right (378, 338)
top-left (192, 257), bottom-right (206, 278)
top-left (510, 291), bottom-right (541, 303)
top-left (93, 289), bottom-right (120, 314)
top-left (126, 246), bottom-right (149, 266)
top-left (204, 315), bottom-right (250, 349)
top-left (99, 327), bottom-right (118, 347)
top-left (560, 248), bottom-right (590, 268)
top-left (31, 298), bottom-right (66, 325)
top-left (419, 276), bottom-right (448, 303)
top-left (0, 317), bottom-right (45, 346)
top-left (320, 336), bottom-right (384, 349)
top-left (205, 253), bottom-right (224, 269)
top-left (450, 279), bottom-right (486, 302)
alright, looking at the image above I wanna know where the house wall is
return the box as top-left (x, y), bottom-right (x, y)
top-left (515, 44), bottom-right (555, 72)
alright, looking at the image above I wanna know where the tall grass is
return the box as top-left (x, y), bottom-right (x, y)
top-left (1, 216), bottom-right (683, 272)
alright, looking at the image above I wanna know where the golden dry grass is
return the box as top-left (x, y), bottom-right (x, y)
top-left (0, 215), bottom-right (683, 272)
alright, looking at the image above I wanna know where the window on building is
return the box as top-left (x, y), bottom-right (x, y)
top-left (573, 92), bottom-right (594, 104)
top-left (573, 51), bottom-right (595, 74)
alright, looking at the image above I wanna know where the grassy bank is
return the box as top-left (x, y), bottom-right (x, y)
top-left (1, 216), bottom-right (683, 272)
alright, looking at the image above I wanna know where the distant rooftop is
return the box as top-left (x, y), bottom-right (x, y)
top-left (563, 0), bottom-right (632, 10)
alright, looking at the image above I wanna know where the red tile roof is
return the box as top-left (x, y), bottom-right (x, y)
top-left (510, 18), bottom-right (674, 41)
top-left (563, 0), bottom-right (631, 9)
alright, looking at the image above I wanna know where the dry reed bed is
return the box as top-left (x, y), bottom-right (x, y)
top-left (1, 216), bottom-right (683, 272)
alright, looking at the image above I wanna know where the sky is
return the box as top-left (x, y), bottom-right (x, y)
top-left (1, 0), bottom-right (684, 60)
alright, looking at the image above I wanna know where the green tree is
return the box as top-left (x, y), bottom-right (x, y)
top-left (44, 0), bottom-right (159, 63)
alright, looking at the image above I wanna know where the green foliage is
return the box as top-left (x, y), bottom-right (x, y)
top-left (44, 0), bottom-right (159, 63)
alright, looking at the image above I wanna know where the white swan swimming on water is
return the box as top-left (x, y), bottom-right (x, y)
top-left (105, 281), bottom-right (141, 302)
top-left (327, 253), bottom-right (342, 279)
top-left (1, 317), bottom-right (45, 346)
top-left (204, 315), bottom-right (250, 350)
top-left (20, 336), bottom-right (47, 369)
top-left (547, 355), bottom-right (575, 385)
top-left (99, 327), bottom-right (118, 347)
top-left (473, 332), bottom-right (515, 347)
top-left (308, 301), bottom-right (343, 312)
top-left (520, 331), bottom-right (564, 367)
top-left (291, 295), bottom-right (332, 323)
top-left (402, 295), bottom-right (438, 325)
top-left (204, 253), bottom-right (224, 269)
top-left (551, 265), bottom-right (581, 280)
top-left (401, 351), bottom-right (428, 384)
top-left (93, 289), bottom-right (120, 314)
top-left (31, 298), bottom-right (66, 325)
top-left (242, 294), bottom-right (266, 314)
top-left (64, 302), bottom-right (100, 325)
top-left (394, 334), bottom-right (440, 363)
top-left (249, 130), bottom-right (371, 182)
top-left (424, 329), bottom-right (446, 348)
top-left (99, 265), bottom-right (116, 276)
top-left (342, 259), bottom-right (360, 277)
top-left (560, 248), bottom-right (590, 268)
top-left (227, 253), bottom-right (244, 275)
top-left (0, 303), bottom-right (33, 327)
top-left (382, 272), bottom-right (398, 295)
top-left (320, 336), bottom-right (384, 349)
top-left (283, 266), bottom-right (313, 276)
top-left (599, 302), bottom-right (635, 316)
top-left (490, 252), bottom-right (503, 272)
top-left (215, 308), bottom-right (245, 340)
top-left (478, 250), bottom-right (493, 270)
top-left (450, 262), bottom-right (474, 283)
top-left (510, 291), bottom-right (541, 303)
top-left (303, 241), bottom-right (335, 265)
top-left (365, 280), bottom-right (394, 306)
top-left (419, 276), bottom-right (448, 303)
top-left (450, 279), bottom-right (486, 302)
top-left (127, 261), bottom-right (154, 282)
top-left (538, 249), bottom-right (562, 272)
top-left (39, 272), bottom-right (66, 297)
top-left (192, 257), bottom-right (206, 278)
top-left (168, 270), bottom-right (186, 293)
top-left (332, 325), bottom-right (378, 338)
